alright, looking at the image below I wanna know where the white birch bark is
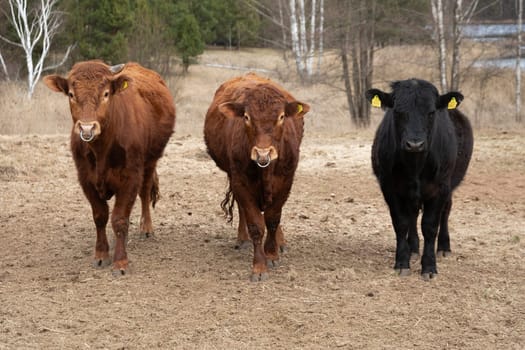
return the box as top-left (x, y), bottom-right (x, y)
top-left (316, 0), bottom-right (324, 75)
top-left (0, 0), bottom-right (72, 98)
top-left (431, 0), bottom-right (447, 92)
top-left (289, 0), bottom-right (305, 76)
top-left (517, 0), bottom-right (523, 122)
top-left (297, 0), bottom-right (308, 76)
top-left (451, 0), bottom-right (479, 91)
top-left (0, 51), bottom-right (9, 80)
top-left (306, 0), bottom-right (316, 76)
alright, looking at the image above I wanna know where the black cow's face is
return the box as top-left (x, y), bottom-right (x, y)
top-left (219, 86), bottom-right (309, 168)
top-left (367, 79), bottom-right (463, 153)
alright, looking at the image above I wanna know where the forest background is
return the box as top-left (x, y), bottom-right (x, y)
top-left (0, 0), bottom-right (523, 133)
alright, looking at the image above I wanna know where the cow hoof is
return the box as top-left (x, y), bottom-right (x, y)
top-left (93, 258), bottom-right (111, 269)
top-left (395, 268), bottom-right (411, 277)
top-left (250, 272), bottom-right (269, 282)
top-left (139, 232), bottom-right (154, 239)
top-left (267, 259), bottom-right (280, 269)
top-left (235, 240), bottom-right (252, 250)
top-left (421, 272), bottom-right (437, 281)
top-left (436, 250), bottom-right (451, 258)
top-left (111, 269), bottom-right (127, 277)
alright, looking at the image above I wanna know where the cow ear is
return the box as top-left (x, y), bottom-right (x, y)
top-left (285, 101), bottom-right (310, 118)
top-left (218, 102), bottom-right (245, 118)
top-left (43, 75), bottom-right (69, 95)
top-left (366, 89), bottom-right (393, 109)
top-left (111, 75), bottom-right (130, 95)
top-left (438, 92), bottom-right (464, 110)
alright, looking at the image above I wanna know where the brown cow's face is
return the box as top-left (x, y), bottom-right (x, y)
top-left (43, 62), bottom-right (128, 143)
top-left (219, 89), bottom-right (309, 168)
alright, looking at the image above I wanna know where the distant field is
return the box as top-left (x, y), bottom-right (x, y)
top-left (0, 44), bottom-right (523, 136)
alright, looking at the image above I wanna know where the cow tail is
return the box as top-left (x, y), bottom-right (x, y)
top-left (151, 170), bottom-right (160, 209)
top-left (220, 183), bottom-right (235, 223)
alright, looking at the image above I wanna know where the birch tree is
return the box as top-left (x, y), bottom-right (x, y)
top-left (431, 0), bottom-right (447, 92)
top-left (517, 0), bottom-right (523, 123)
top-left (0, 51), bottom-right (8, 80)
top-left (339, 0), bottom-right (376, 127)
top-left (246, 0), bottom-right (324, 81)
top-left (431, 0), bottom-right (478, 92)
top-left (450, 0), bottom-right (478, 91)
top-left (0, 0), bottom-right (73, 98)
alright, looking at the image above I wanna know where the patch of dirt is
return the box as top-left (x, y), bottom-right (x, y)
top-left (0, 129), bottom-right (523, 349)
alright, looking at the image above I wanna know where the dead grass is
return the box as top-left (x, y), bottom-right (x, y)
top-left (0, 44), bottom-right (523, 136)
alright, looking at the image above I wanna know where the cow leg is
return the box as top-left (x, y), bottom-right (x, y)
top-left (235, 194), bottom-right (267, 281)
top-left (386, 196), bottom-right (412, 276)
top-left (437, 197), bottom-right (452, 257)
top-left (139, 166), bottom-right (157, 239)
top-left (246, 216), bottom-right (268, 282)
top-left (235, 204), bottom-right (251, 250)
top-left (264, 208), bottom-right (282, 268)
top-left (83, 184), bottom-right (110, 268)
top-left (111, 183), bottom-right (140, 276)
top-left (276, 224), bottom-right (287, 253)
top-left (420, 195), bottom-right (448, 280)
top-left (407, 213), bottom-right (420, 259)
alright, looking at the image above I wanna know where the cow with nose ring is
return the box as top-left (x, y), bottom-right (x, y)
top-left (204, 73), bottom-right (310, 282)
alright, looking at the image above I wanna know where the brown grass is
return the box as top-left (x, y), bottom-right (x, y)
top-left (0, 44), bottom-right (523, 136)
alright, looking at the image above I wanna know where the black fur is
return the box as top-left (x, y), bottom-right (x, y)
top-left (368, 79), bottom-right (473, 278)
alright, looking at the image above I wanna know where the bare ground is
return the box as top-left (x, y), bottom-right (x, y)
top-left (0, 127), bottom-right (523, 349)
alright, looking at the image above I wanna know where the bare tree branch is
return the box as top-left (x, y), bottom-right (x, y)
top-left (3, 0), bottom-right (71, 97)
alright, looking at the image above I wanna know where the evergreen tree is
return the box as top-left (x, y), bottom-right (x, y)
top-left (64, 0), bottom-right (134, 64)
top-left (173, 2), bottom-right (205, 73)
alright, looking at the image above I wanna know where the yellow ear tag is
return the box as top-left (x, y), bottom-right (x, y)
top-left (297, 103), bottom-right (303, 114)
top-left (121, 80), bottom-right (128, 90)
top-left (371, 95), bottom-right (381, 108)
top-left (447, 97), bottom-right (457, 109)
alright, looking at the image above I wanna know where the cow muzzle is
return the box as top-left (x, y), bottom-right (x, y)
top-left (75, 121), bottom-right (101, 142)
top-left (251, 146), bottom-right (278, 168)
top-left (404, 139), bottom-right (426, 152)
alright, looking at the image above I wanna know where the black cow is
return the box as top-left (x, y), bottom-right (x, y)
top-left (366, 79), bottom-right (473, 280)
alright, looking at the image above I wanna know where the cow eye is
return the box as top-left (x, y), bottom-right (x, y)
top-left (68, 92), bottom-right (74, 99)
top-left (243, 114), bottom-right (251, 123)
top-left (103, 90), bottom-right (109, 98)
top-left (278, 113), bottom-right (285, 123)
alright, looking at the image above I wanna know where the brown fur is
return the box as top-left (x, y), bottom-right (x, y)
top-left (43, 60), bottom-right (175, 274)
top-left (204, 73), bottom-right (310, 281)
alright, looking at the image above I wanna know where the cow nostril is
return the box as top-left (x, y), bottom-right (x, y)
top-left (406, 140), bottom-right (425, 151)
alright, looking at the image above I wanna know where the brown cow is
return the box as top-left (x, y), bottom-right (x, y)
top-left (43, 60), bottom-right (175, 275)
top-left (204, 73), bottom-right (310, 281)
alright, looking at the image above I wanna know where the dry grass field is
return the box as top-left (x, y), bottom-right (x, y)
top-left (0, 46), bottom-right (524, 349)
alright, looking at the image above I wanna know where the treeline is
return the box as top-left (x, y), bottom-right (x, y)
top-left (0, 0), bottom-right (514, 78)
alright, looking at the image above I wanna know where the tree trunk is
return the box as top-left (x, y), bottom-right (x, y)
top-left (431, 0), bottom-right (447, 92)
top-left (298, 0), bottom-right (308, 70)
top-left (289, 0), bottom-right (305, 79)
top-left (450, 0), bottom-right (462, 91)
top-left (517, 0), bottom-right (523, 123)
top-left (317, 0), bottom-right (324, 75)
top-left (2, 0), bottom-right (71, 98)
top-left (306, 0), bottom-right (316, 77)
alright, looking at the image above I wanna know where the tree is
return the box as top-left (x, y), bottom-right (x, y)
top-left (517, 0), bottom-right (523, 123)
top-left (0, 0), bottom-right (73, 97)
top-left (173, 3), bottom-right (205, 73)
top-left (431, 0), bottom-right (479, 92)
top-left (288, 0), bottom-right (324, 81)
top-left (338, 0), bottom-right (376, 127)
top-left (63, 0), bottom-right (134, 64)
top-left (127, 0), bottom-right (176, 74)
top-left (246, 0), bottom-right (324, 81)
